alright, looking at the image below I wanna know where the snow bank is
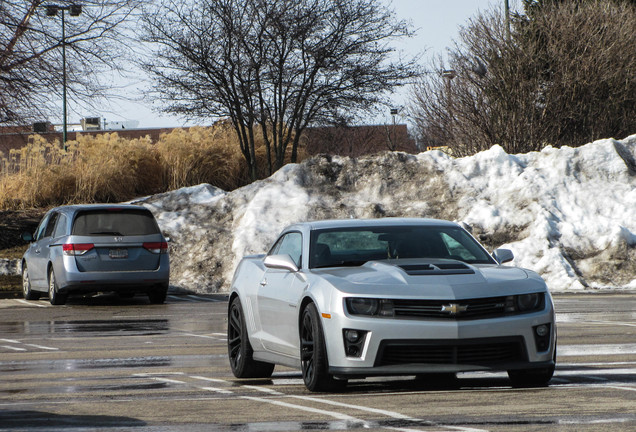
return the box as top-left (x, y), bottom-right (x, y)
top-left (139, 135), bottom-right (636, 293)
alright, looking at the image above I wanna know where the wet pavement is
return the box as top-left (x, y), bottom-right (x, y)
top-left (0, 292), bottom-right (635, 431)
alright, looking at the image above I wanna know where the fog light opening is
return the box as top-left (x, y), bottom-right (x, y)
top-left (535, 324), bottom-right (548, 337)
top-left (343, 329), bottom-right (367, 358)
top-left (533, 323), bottom-right (551, 352)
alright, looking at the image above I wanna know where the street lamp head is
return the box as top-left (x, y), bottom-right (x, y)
top-left (69, 5), bottom-right (82, 16)
top-left (46, 5), bottom-right (59, 17)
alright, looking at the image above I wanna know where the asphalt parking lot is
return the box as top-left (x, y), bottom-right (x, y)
top-left (0, 292), bottom-right (634, 431)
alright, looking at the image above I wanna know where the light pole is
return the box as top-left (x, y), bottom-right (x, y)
top-left (45, 4), bottom-right (82, 147)
top-left (442, 69), bottom-right (456, 146)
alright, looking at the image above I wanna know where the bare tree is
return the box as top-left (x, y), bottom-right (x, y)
top-left (140, 0), bottom-right (419, 180)
top-left (0, 0), bottom-right (141, 125)
top-left (409, 2), bottom-right (636, 155)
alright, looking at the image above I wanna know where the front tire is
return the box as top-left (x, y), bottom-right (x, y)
top-left (22, 264), bottom-right (40, 300)
top-left (300, 303), bottom-right (347, 392)
top-left (508, 366), bottom-right (554, 387)
top-left (48, 268), bottom-right (67, 306)
top-left (227, 296), bottom-right (275, 378)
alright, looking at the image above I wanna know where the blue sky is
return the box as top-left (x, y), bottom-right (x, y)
top-left (94, 0), bottom-right (508, 129)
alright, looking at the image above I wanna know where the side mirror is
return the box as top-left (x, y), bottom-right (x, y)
top-left (493, 248), bottom-right (514, 264)
top-left (21, 232), bottom-right (34, 243)
top-left (264, 254), bottom-right (299, 272)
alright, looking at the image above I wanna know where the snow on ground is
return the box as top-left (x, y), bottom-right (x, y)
top-left (137, 135), bottom-right (636, 294)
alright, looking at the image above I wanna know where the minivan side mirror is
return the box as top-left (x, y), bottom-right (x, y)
top-left (493, 248), bottom-right (514, 264)
top-left (263, 254), bottom-right (299, 272)
top-left (21, 232), bottom-right (34, 243)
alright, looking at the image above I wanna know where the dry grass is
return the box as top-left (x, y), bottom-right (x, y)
top-left (0, 123), bottom-right (301, 210)
top-left (0, 275), bottom-right (21, 296)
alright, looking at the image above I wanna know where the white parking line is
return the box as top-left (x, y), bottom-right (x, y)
top-left (0, 338), bottom-right (58, 351)
top-left (23, 343), bottom-right (59, 351)
top-left (1, 345), bottom-right (26, 351)
top-left (137, 373), bottom-right (481, 431)
top-left (15, 299), bottom-right (50, 308)
top-left (240, 395), bottom-right (368, 423)
top-left (559, 344), bottom-right (636, 356)
top-left (182, 333), bottom-right (220, 340)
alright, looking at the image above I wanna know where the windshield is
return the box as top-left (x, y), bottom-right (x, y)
top-left (309, 225), bottom-right (495, 269)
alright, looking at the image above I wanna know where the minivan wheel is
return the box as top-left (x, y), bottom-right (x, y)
top-left (148, 285), bottom-right (168, 304)
top-left (22, 264), bottom-right (40, 300)
top-left (48, 268), bottom-right (67, 305)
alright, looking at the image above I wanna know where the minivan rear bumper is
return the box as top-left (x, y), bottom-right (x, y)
top-left (55, 255), bottom-right (169, 294)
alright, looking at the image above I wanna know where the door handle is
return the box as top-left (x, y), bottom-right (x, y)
top-left (259, 279), bottom-right (267, 286)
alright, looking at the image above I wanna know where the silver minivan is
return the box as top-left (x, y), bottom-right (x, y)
top-left (21, 204), bottom-right (170, 305)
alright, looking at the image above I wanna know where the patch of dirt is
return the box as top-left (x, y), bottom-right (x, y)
top-left (0, 209), bottom-right (45, 258)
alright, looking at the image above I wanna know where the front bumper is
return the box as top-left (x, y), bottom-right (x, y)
top-left (323, 305), bottom-right (556, 377)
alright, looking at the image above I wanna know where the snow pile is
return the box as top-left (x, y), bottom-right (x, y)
top-left (138, 135), bottom-right (636, 293)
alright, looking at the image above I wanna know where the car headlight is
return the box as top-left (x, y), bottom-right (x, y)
top-left (505, 293), bottom-right (544, 313)
top-left (347, 298), bottom-right (379, 315)
top-left (517, 293), bottom-right (542, 311)
top-left (345, 298), bottom-right (394, 317)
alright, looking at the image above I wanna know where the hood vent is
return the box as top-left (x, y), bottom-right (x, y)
top-left (397, 263), bottom-right (474, 276)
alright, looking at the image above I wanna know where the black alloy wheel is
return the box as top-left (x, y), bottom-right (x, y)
top-left (227, 296), bottom-right (274, 378)
top-left (300, 303), bottom-right (346, 392)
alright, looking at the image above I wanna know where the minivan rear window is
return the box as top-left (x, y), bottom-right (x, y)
top-left (72, 209), bottom-right (160, 236)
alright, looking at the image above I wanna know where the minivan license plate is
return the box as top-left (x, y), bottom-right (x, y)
top-left (109, 248), bottom-right (128, 259)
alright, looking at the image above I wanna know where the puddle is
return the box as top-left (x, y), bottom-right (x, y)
top-left (0, 319), bottom-right (170, 336)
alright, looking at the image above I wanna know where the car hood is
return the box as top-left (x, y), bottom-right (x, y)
top-left (311, 260), bottom-right (544, 299)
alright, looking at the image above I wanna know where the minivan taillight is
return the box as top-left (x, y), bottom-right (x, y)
top-left (63, 243), bottom-right (94, 256)
top-left (143, 242), bottom-right (168, 254)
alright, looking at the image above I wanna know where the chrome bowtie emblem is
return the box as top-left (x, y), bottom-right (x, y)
top-left (114, 236), bottom-right (124, 242)
top-left (441, 303), bottom-right (468, 315)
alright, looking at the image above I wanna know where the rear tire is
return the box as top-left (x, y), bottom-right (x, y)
top-left (48, 268), bottom-right (67, 305)
top-left (227, 296), bottom-right (275, 378)
top-left (300, 303), bottom-right (347, 392)
top-left (22, 264), bottom-right (40, 300)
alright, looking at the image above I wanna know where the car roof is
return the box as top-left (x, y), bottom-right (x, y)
top-left (49, 204), bottom-right (150, 215)
top-left (285, 218), bottom-right (461, 232)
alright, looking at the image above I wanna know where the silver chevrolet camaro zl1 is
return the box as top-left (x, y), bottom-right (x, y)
top-left (228, 218), bottom-right (556, 392)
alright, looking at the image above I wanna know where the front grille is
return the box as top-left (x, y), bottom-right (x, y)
top-left (376, 338), bottom-right (526, 366)
top-left (392, 297), bottom-right (508, 320)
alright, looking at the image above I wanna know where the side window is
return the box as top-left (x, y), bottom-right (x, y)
top-left (53, 214), bottom-right (68, 238)
top-left (42, 212), bottom-right (59, 239)
top-left (34, 213), bottom-right (52, 241)
top-left (270, 232), bottom-right (302, 268)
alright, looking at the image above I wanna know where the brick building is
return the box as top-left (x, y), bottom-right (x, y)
top-left (1, 123), bottom-right (418, 160)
